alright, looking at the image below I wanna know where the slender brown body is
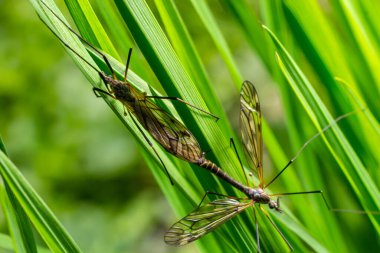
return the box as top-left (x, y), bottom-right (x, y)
top-left (197, 157), bottom-right (279, 209)
top-left (197, 158), bottom-right (248, 193)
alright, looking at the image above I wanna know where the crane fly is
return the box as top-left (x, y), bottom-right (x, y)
top-left (39, 1), bottom-right (222, 185)
top-left (165, 81), bottom-right (377, 251)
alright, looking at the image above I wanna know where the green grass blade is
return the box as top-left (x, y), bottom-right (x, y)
top-left (338, 1), bottom-right (380, 89)
top-left (282, 0), bottom-right (379, 120)
top-left (189, 0), bottom-right (243, 87)
top-left (0, 137), bottom-right (37, 253)
top-left (265, 25), bottom-right (380, 210)
top-left (264, 25), bottom-right (380, 251)
top-left (0, 233), bottom-right (50, 253)
top-left (64, 0), bottom-right (120, 61)
top-left (221, 0), bottom-right (277, 74)
top-left (0, 149), bottom-right (82, 253)
top-left (0, 185), bottom-right (37, 253)
top-left (92, 0), bottom-right (155, 83)
top-left (153, 0), bottom-right (231, 136)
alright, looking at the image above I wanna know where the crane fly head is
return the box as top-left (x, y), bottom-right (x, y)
top-left (247, 188), bottom-right (282, 213)
top-left (268, 198), bottom-right (282, 213)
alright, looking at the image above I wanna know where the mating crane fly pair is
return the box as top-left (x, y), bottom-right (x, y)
top-left (39, 1), bottom-right (377, 252)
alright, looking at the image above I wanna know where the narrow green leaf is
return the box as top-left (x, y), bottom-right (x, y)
top-left (0, 137), bottom-right (37, 253)
top-left (222, 0), bottom-right (278, 76)
top-left (0, 233), bottom-right (50, 253)
top-left (264, 25), bottom-right (380, 233)
top-left (0, 150), bottom-right (82, 253)
top-left (1, 185), bottom-right (37, 253)
top-left (189, 0), bottom-right (243, 87)
top-left (153, 0), bottom-right (231, 136)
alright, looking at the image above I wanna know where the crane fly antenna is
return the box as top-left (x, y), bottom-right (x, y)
top-left (40, 1), bottom-right (102, 55)
top-left (38, 15), bottom-right (99, 74)
top-left (265, 108), bottom-right (362, 188)
top-left (40, 0), bottom-right (115, 77)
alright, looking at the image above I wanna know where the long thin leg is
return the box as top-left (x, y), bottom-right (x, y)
top-left (265, 109), bottom-right (361, 188)
top-left (127, 110), bottom-right (174, 185)
top-left (230, 138), bottom-right (249, 187)
top-left (93, 87), bottom-right (113, 98)
top-left (124, 48), bottom-right (132, 82)
top-left (39, 2), bottom-right (116, 92)
top-left (259, 206), bottom-right (293, 252)
top-left (40, 0), bottom-right (115, 77)
top-left (270, 190), bottom-right (380, 214)
top-left (253, 207), bottom-right (260, 253)
top-left (38, 15), bottom-right (99, 74)
top-left (145, 96), bottom-right (219, 121)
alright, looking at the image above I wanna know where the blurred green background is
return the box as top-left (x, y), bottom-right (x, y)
top-left (1, 0), bottom-right (379, 252)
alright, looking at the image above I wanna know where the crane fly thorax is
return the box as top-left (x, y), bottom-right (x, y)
top-left (98, 72), bottom-right (135, 102)
top-left (247, 188), bottom-right (269, 203)
top-left (246, 188), bottom-right (281, 212)
top-left (112, 82), bottom-right (135, 102)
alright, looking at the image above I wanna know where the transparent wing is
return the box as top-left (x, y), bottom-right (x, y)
top-left (130, 93), bottom-right (203, 163)
top-left (165, 198), bottom-right (253, 246)
top-left (240, 81), bottom-right (263, 186)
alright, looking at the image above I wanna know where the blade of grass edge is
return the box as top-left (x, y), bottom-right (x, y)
top-left (0, 137), bottom-right (37, 253)
top-left (0, 150), bottom-right (82, 253)
top-left (189, 0), bottom-right (243, 88)
top-left (153, 0), bottom-right (232, 136)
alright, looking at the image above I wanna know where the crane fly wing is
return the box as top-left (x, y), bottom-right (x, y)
top-left (132, 96), bottom-right (202, 163)
top-left (240, 81), bottom-right (264, 187)
top-left (165, 198), bottom-right (253, 246)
